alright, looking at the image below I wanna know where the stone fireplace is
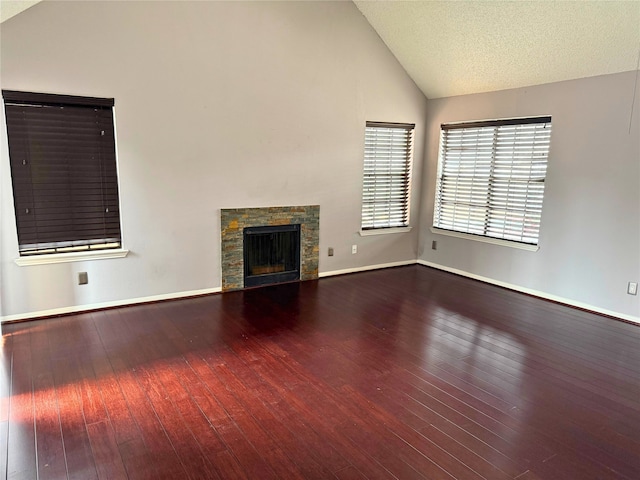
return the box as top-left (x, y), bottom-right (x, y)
top-left (220, 206), bottom-right (319, 291)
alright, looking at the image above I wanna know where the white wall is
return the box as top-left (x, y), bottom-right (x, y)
top-left (0, 1), bottom-right (428, 319)
top-left (419, 71), bottom-right (640, 320)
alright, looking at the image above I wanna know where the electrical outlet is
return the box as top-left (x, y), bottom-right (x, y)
top-left (78, 272), bottom-right (88, 285)
top-left (628, 282), bottom-right (638, 295)
top-left (328, 247), bottom-right (334, 257)
top-left (432, 240), bottom-right (437, 250)
top-left (351, 244), bottom-right (357, 254)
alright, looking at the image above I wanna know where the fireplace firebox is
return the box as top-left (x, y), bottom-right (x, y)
top-left (243, 224), bottom-right (301, 287)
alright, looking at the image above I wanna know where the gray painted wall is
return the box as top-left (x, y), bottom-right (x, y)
top-left (2, 1), bottom-right (638, 322)
top-left (419, 71), bottom-right (640, 319)
top-left (0, 1), bottom-right (427, 318)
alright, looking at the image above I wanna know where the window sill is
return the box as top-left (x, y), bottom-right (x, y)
top-left (359, 226), bottom-right (412, 236)
top-left (430, 227), bottom-right (539, 251)
top-left (15, 248), bottom-right (130, 266)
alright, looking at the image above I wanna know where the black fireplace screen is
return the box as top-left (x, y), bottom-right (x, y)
top-left (243, 224), bottom-right (301, 287)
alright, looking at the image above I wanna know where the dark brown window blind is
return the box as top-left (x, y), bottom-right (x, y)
top-left (3, 90), bottom-right (122, 256)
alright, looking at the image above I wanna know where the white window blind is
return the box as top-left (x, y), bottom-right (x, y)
top-left (361, 122), bottom-right (414, 230)
top-left (433, 117), bottom-right (551, 245)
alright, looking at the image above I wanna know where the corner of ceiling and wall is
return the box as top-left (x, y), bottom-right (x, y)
top-left (0, 0), bottom-right (40, 23)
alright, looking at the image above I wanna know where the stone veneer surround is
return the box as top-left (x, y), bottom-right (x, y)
top-left (220, 206), bottom-right (320, 291)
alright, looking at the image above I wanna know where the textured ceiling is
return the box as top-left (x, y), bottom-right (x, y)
top-left (3, 1), bottom-right (639, 99)
top-left (354, 0), bottom-right (640, 99)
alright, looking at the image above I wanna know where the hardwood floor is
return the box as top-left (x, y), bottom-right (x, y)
top-left (2, 265), bottom-right (639, 479)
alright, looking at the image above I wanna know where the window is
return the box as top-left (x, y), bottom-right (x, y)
top-left (433, 116), bottom-right (551, 245)
top-left (3, 90), bottom-right (122, 256)
top-left (361, 122), bottom-right (414, 230)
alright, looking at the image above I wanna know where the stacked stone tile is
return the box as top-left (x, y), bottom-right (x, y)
top-left (220, 206), bottom-right (320, 291)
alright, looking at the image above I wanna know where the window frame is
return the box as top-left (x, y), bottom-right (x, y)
top-left (3, 90), bottom-right (128, 263)
top-left (360, 121), bottom-right (415, 233)
top-left (432, 116), bottom-right (552, 250)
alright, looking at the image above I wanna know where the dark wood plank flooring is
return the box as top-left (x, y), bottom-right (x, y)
top-left (2, 265), bottom-right (639, 479)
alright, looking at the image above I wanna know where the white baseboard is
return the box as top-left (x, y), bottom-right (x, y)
top-left (5, 261), bottom-right (637, 325)
top-left (1, 287), bottom-right (222, 324)
top-left (3, 261), bottom-right (415, 322)
top-left (319, 259), bottom-right (417, 278)
top-left (417, 260), bottom-right (640, 325)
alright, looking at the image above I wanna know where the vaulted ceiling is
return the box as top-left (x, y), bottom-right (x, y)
top-left (354, 0), bottom-right (640, 98)
top-left (3, 1), bottom-right (639, 99)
